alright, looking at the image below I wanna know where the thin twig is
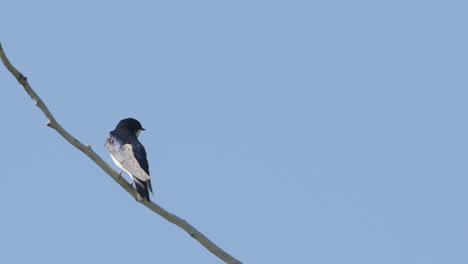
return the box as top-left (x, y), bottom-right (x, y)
top-left (0, 42), bottom-right (242, 264)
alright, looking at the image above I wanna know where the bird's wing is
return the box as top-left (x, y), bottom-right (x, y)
top-left (132, 143), bottom-right (150, 175)
top-left (131, 143), bottom-right (154, 195)
top-left (105, 138), bottom-right (151, 182)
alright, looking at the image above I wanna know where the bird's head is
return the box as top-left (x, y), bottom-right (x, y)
top-left (116, 118), bottom-right (146, 137)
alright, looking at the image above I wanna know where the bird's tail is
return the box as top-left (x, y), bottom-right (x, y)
top-left (134, 179), bottom-right (151, 202)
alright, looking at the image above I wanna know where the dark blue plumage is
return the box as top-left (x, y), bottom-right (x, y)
top-left (105, 118), bottom-right (153, 201)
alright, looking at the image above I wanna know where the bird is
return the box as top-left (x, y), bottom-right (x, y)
top-left (105, 118), bottom-right (153, 201)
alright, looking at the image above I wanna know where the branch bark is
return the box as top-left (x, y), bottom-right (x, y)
top-left (0, 42), bottom-right (242, 264)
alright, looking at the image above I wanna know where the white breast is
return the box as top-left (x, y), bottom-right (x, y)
top-left (110, 154), bottom-right (135, 180)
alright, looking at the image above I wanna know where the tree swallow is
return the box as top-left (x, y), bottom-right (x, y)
top-left (105, 118), bottom-right (153, 201)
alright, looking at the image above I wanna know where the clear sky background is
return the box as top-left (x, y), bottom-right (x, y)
top-left (1, 1), bottom-right (467, 263)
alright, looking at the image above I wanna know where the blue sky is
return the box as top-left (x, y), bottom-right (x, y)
top-left (1, 1), bottom-right (467, 263)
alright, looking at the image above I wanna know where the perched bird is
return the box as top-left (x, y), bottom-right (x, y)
top-left (105, 118), bottom-right (153, 201)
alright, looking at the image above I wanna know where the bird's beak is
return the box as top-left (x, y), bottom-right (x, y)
top-left (141, 128), bottom-right (146, 131)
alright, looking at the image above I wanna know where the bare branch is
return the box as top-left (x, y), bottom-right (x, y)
top-left (0, 42), bottom-right (242, 264)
